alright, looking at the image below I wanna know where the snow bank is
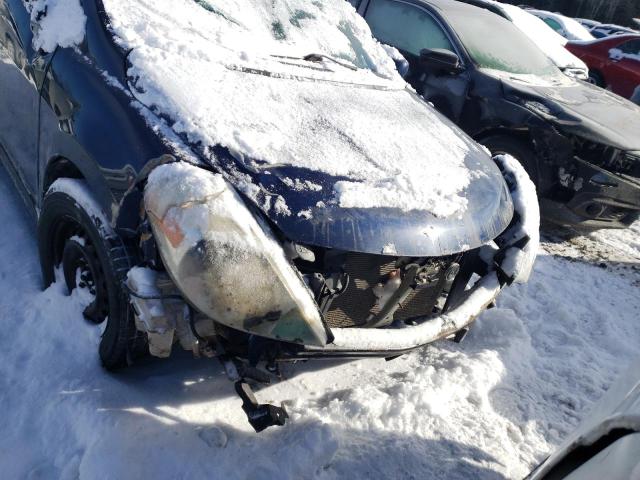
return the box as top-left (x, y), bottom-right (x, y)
top-left (23, 0), bottom-right (86, 52)
top-left (101, 0), bottom-right (475, 216)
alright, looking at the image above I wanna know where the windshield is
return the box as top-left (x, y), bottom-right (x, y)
top-left (121, 0), bottom-right (401, 86)
top-left (447, 9), bottom-right (560, 76)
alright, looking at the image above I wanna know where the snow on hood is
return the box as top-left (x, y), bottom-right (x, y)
top-left (102, 0), bottom-right (478, 218)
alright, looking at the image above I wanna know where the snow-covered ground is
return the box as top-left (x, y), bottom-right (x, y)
top-left (0, 169), bottom-right (639, 479)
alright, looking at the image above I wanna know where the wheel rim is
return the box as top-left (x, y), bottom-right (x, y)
top-left (62, 236), bottom-right (110, 324)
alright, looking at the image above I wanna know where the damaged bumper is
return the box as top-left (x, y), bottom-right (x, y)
top-left (543, 157), bottom-right (640, 229)
top-left (295, 271), bottom-right (503, 357)
top-left (134, 157), bottom-right (538, 358)
top-left (296, 152), bottom-right (539, 357)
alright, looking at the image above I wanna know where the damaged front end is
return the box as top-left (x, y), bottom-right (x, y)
top-left (123, 158), bottom-right (538, 431)
top-left (539, 135), bottom-right (640, 229)
top-left (502, 79), bottom-right (640, 229)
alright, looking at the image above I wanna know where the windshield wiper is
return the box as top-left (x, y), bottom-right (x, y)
top-left (271, 53), bottom-right (357, 71)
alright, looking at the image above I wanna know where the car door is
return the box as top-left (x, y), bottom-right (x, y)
top-left (606, 38), bottom-right (640, 98)
top-left (362, 0), bottom-right (470, 122)
top-left (0, 0), bottom-right (51, 206)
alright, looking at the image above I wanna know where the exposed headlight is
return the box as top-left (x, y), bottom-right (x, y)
top-left (144, 162), bottom-right (328, 346)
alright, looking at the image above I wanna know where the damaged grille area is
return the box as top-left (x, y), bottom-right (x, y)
top-left (575, 141), bottom-right (640, 179)
top-left (318, 252), bottom-right (457, 329)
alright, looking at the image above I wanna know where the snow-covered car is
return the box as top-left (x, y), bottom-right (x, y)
top-left (0, 0), bottom-right (539, 430)
top-left (526, 357), bottom-right (640, 479)
top-left (590, 24), bottom-right (639, 39)
top-left (353, 0), bottom-right (640, 229)
top-left (528, 9), bottom-right (596, 42)
top-left (457, 0), bottom-right (589, 80)
top-left (575, 18), bottom-right (601, 31)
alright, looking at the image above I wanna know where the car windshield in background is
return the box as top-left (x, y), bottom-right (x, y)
top-left (448, 10), bottom-right (560, 76)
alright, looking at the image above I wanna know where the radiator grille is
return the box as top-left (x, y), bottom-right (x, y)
top-left (322, 252), bottom-right (448, 328)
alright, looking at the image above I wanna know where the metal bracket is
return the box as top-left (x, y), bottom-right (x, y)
top-left (235, 381), bottom-right (289, 433)
top-left (218, 354), bottom-right (289, 432)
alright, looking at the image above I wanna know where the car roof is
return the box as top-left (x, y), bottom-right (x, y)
top-left (453, 0), bottom-right (510, 20)
top-left (408, 0), bottom-right (505, 19)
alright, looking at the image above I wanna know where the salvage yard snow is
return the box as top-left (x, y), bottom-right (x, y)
top-left (101, 0), bottom-right (477, 217)
top-left (1, 176), bottom-right (640, 479)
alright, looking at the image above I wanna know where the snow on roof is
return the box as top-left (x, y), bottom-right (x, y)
top-left (23, 0), bottom-right (86, 52)
top-left (102, 0), bottom-right (476, 217)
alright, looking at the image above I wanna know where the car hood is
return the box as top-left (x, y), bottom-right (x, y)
top-left (501, 75), bottom-right (640, 150)
top-left (107, 0), bottom-right (513, 257)
top-left (212, 122), bottom-right (514, 257)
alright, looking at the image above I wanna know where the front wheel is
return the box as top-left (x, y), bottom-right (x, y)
top-left (38, 179), bottom-right (145, 370)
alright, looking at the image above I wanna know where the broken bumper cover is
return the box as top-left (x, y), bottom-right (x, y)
top-left (544, 158), bottom-right (640, 229)
top-left (293, 155), bottom-right (540, 357)
top-left (299, 272), bottom-right (502, 357)
top-left (144, 157), bottom-right (538, 357)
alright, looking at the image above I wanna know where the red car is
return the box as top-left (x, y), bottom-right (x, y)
top-left (566, 35), bottom-right (640, 102)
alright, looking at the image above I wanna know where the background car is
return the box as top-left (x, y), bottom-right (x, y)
top-left (528, 9), bottom-right (595, 41)
top-left (575, 17), bottom-right (601, 31)
top-left (458, 0), bottom-right (589, 79)
top-left (566, 34), bottom-right (640, 99)
top-left (352, 0), bottom-right (640, 229)
top-left (590, 23), bottom-right (639, 39)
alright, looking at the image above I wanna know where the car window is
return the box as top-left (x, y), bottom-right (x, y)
top-left (543, 18), bottom-right (563, 32)
top-left (365, 0), bottom-right (454, 57)
top-left (618, 39), bottom-right (640, 56)
top-left (347, 0), bottom-right (362, 9)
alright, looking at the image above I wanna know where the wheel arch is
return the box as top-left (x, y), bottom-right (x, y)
top-left (473, 127), bottom-right (533, 148)
top-left (41, 155), bottom-right (116, 223)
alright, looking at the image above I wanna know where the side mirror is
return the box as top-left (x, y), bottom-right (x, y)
top-left (419, 48), bottom-right (461, 73)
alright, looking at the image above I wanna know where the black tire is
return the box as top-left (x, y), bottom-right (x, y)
top-left (38, 181), bottom-right (145, 370)
top-left (482, 135), bottom-right (540, 189)
top-left (588, 70), bottom-right (605, 88)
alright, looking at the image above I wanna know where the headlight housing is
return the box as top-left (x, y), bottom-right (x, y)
top-left (144, 162), bottom-right (328, 346)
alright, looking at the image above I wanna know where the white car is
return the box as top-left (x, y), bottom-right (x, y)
top-left (459, 1), bottom-right (589, 80)
top-left (527, 357), bottom-right (640, 479)
top-left (528, 9), bottom-right (595, 42)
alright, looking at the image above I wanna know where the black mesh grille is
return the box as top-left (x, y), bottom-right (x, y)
top-left (322, 252), bottom-right (450, 328)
